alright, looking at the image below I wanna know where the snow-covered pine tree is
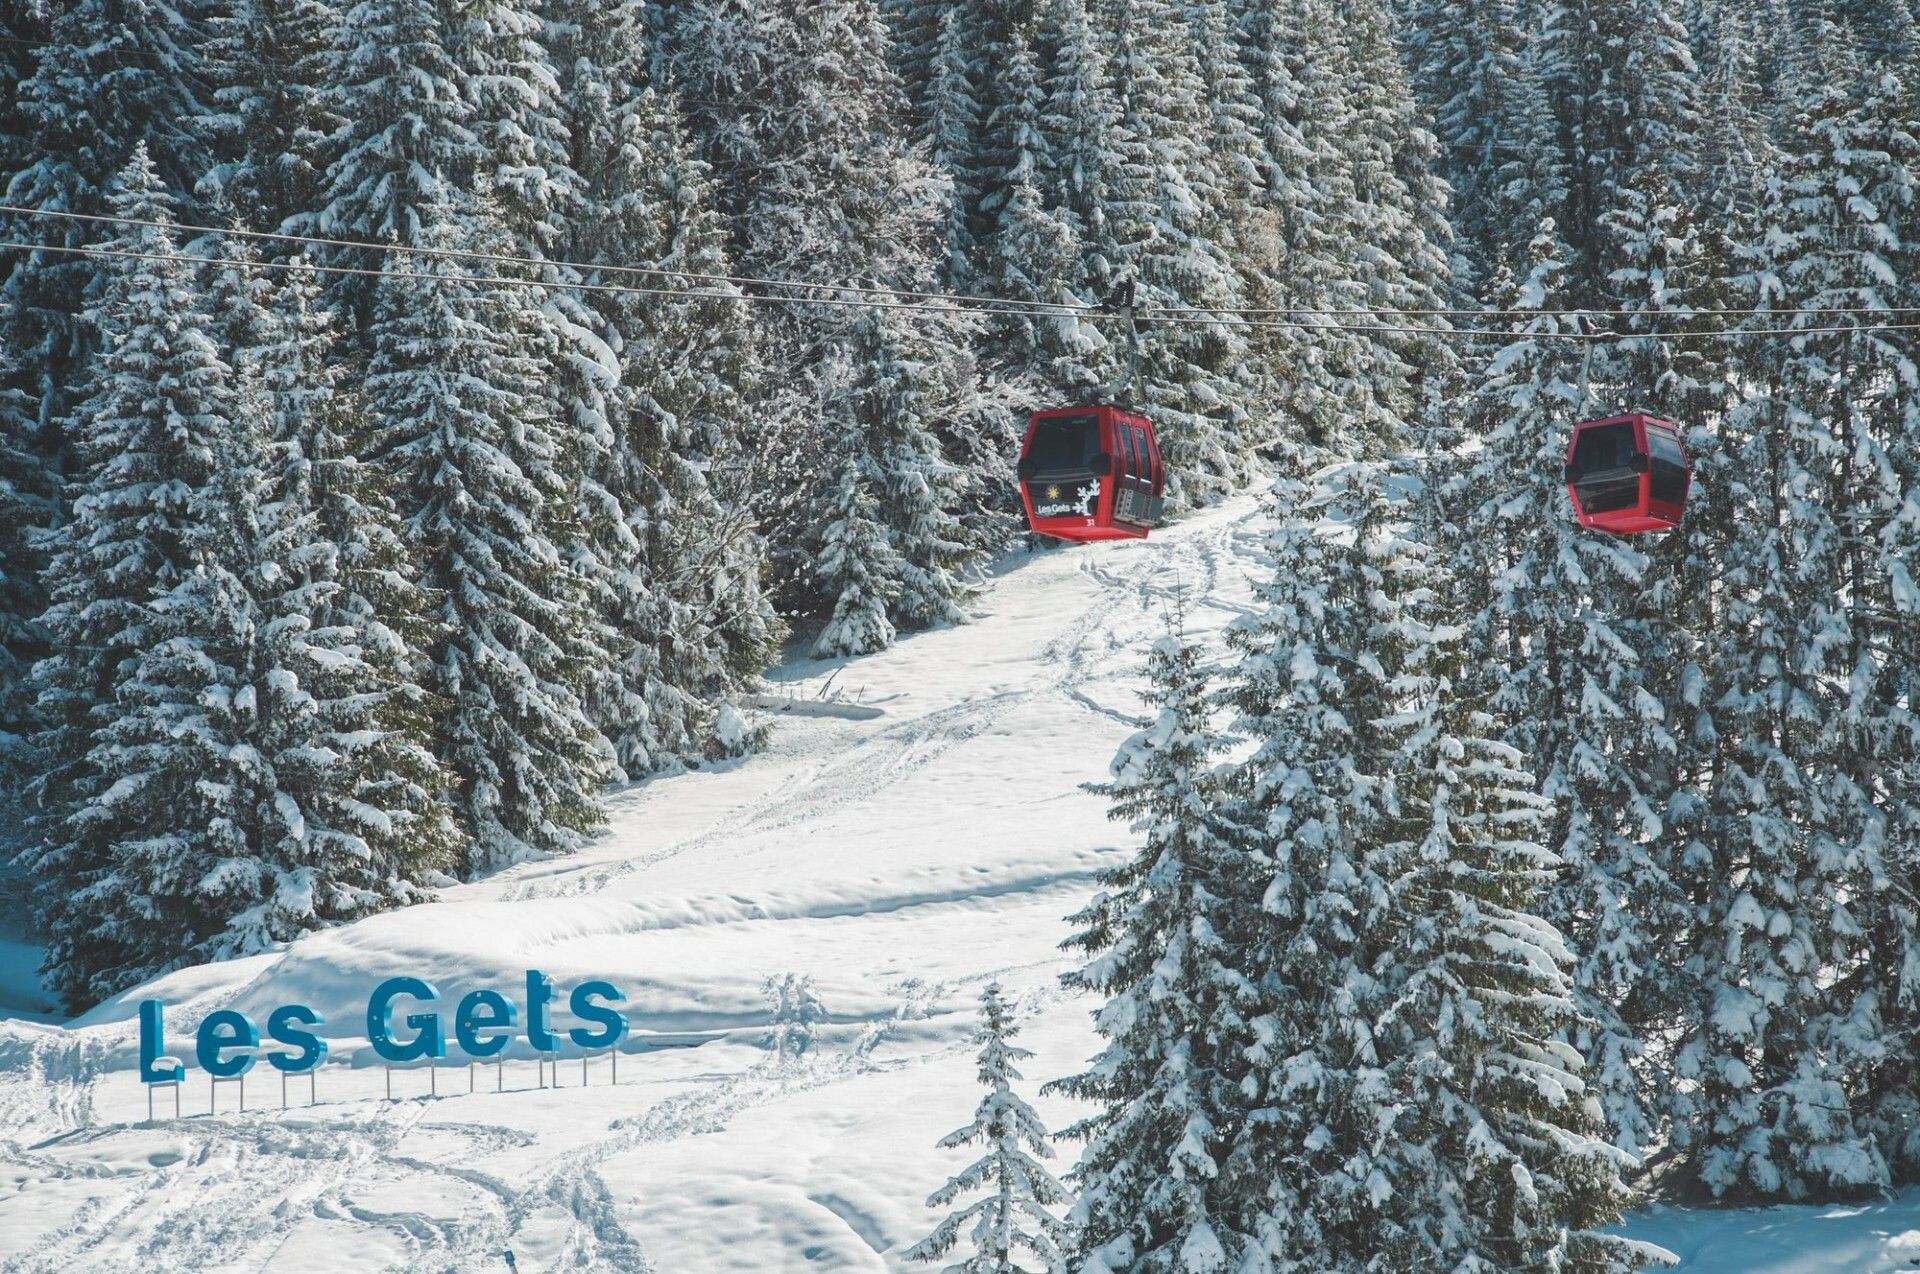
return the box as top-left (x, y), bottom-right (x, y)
top-left (1177, 0), bottom-right (1266, 273)
top-left (364, 194), bottom-right (613, 872)
top-left (908, 982), bottom-right (1071, 1274)
top-left (920, 2), bottom-right (994, 289)
top-left (975, 9), bottom-right (1089, 403)
top-left (1050, 625), bottom-right (1267, 1269)
top-left (1221, 463), bottom-right (1656, 1272)
top-left (1228, 0), bottom-right (1454, 463)
top-left (224, 257), bottom-right (460, 947)
top-left (887, 0), bottom-right (1028, 290)
top-left (0, 5), bottom-right (53, 310)
top-left (1177, 0), bottom-right (1281, 455)
top-left (661, 0), bottom-right (1004, 632)
top-left (0, 4), bottom-right (45, 176)
top-left (312, 0), bottom-right (480, 323)
top-left (1306, 0), bottom-right (1457, 451)
top-left (1485, 15), bottom-right (1573, 283)
top-left (1228, 0), bottom-right (1350, 463)
top-left (0, 342), bottom-right (50, 780)
top-left (660, 0), bottom-right (942, 320)
top-left (1395, 0), bottom-right (1525, 291)
top-left (0, 1), bottom-right (38, 632)
top-left (549, 0), bottom-right (781, 773)
top-left (1454, 222), bottom-right (1694, 1159)
top-left (405, 0), bottom-right (606, 732)
top-left (882, 0), bottom-right (940, 105)
top-left (1533, 0), bottom-right (1709, 316)
top-left (63, 371), bottom-right (273, 997)
top-left (1852, 22), bottom-right (1920, 1189)
top-left (201, 229), bottom-right (280, 356)
top-left (1, 0), bottom-right (212, 441)
top-left (809, 305), bottom-right (978, 657)
top-left (195, 0), bottom-right (343, 237)
top-left (1032, 0), bottom-right (1124, 403)
top-left (22, 145), bottom-right (203, 806)
top-left (1585, 0), bottom-right (1727, 416)
top-left (23, 205), bottom-right (448, 1001)
top-left (21, 149), bottom-right (253, 1006)
top-left (613, 91), bottom-right (784, 759)
top-left (1686, 0), bottom-right (1776, 236)
top-left (1090, 0), bottom-right (1258, 508)
top-left (450, 0), bottom-right (571, 260)
top-left (1595, 164), bottom-right (1726, 425)
top-left (1666, 24), bottom-right (1915, 1200)
top-left (810, 444), bottom-right (904, 659)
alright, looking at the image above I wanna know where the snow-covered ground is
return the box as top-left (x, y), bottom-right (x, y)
top-left (1, 493), bottom-right (1916, 1272)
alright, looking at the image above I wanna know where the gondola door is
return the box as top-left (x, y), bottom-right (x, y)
top-left (1112, 416), bottom-right (1146, 526)
top-left (1139, 419), bottom-right (1166, 524)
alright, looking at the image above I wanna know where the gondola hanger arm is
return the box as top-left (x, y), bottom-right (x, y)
top-left (1095, 277), bottom-right (1141, 406)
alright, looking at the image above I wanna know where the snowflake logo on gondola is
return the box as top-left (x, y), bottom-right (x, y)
top-left (1076, 482), bottom-right (1098, 514)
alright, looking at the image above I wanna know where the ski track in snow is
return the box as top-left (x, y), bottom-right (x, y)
top-left (491, 503), bottom-right (1253, 910)
top-left (3, 494), bottom-right (1913, 1273)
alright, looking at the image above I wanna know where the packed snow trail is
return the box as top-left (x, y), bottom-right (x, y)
top-left (1, 494), bottom-right (1916, 1272)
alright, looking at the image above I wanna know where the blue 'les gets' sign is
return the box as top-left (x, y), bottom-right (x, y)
top-left (138, 970), bottom-right (629, 1083)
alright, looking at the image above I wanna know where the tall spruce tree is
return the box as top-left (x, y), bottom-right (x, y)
top-left (550, 0), bottom-right (781, 772)
top-left (0, 3), bottom-right (48, 183)
top-left (1532, 0), bottom-right (1708, 320)
top-left (1589, 1), bottom-right (1724, 416)
top-left (1230, 0), bottom-right (1454, 463)
top-left (976, 8), bottom-right (1088, 402)
top-left (1050, 627), bottom-right (1266, 1269)
top-left (1307, 0), bottom-right (1457, 452)
top-left (0, 351), bottom-right (50, 779)
top-left (1688, 0), bottom-right (1775, 235)
top-left (1395, 0), bottom-right (1525, 289)
top-left (452, 0), bottom-right (572, 260)
top-left (1089, 0), bottom-right (1259, 508)
top-left (195, 0), bottom-right (343, 236)
top-left (616, 100), bottom-right (784, 760)
top-left (917, 1), bottom-right (998, 289)
top-left (1485, 15), bottom-right (1573, 281)
top-left (1666, 26), bottom-right (1914, 1199)
top-left (909, 982), bottom-right (1072, 1274)
top-left (662, 0), bottom-right (1000, 644)
top-left (364, 196), bottom-right (612, 871)
top-left (1220, 464), bottom-right (1655, 1272)
top-left (1454, 224), bottom-right (1694, 1159)
top-left (1, 0), bottom-right (212, 437)
top-left (63, 360), bottom-right (274, 993)
top-left (228, 259), bottom-right (460, 945)
top-left (0, 4), bottom-right (58, 760)
top-left (312, 0), bottom-right (479, 323)
top-left (1031, 0), bottom-right (1125, 402)
top-left (810, 306), bottom-right (978, 657)
top-left (1855, 33), bottom-right (1920, 1192)
top-left (1230, 0), bottom-right (1351, 462)
top-left (23, 150), bottom-right (250, 1005)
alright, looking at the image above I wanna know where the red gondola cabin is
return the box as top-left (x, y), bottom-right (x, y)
top-left (1563, 413), bottom-right (1691, 534)
top-left (1017, 405), bottom-right (1165, 543)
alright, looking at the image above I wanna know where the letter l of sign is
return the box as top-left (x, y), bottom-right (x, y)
top-left (139, 1000), bottom-right (184, 1084)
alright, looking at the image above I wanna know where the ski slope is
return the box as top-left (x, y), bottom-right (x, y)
top-left (1, 492), bottom-right (1917, 1272)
